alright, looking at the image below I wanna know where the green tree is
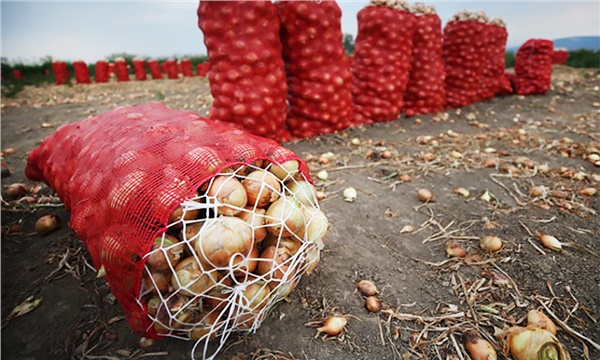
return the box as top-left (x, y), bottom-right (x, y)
top-left (343, 33), bottom-right (354, 55)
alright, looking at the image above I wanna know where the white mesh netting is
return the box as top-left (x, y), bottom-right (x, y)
top-left (136, 160), bottom-right (327, 359)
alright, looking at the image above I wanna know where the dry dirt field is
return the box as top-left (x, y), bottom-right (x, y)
top-left (2, 66), bottom-right (599, 360)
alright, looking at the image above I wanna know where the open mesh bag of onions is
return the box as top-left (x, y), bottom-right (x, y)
top-left (25, 102), bottom-right (328, 359)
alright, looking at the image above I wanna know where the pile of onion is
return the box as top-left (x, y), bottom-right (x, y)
top-left (139, 159), bottom-right (329, 342)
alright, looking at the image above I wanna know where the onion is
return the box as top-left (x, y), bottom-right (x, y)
top-left (365, 296), bottom-right (381, 312)
top-left (268, 160), bottom-right (299, 181)
top-left (506, 325), bottom-right (570, 360)
top-left (299, 206), bottom-right (328, 244)
top-left (168, 204), bottom-right (200, 229)
top-left (265, 198), bottom-right (305, 238)
top-left (171, 257), bottom-right (219, 296)
top-left (529, 186), bottom-right (546, 197)
top-left (146, 295), bottom-right (161, 317)
top-left (243, 169), bottom-right (281, 208)
top-left (417, 188), bottom-right (434, 202)
top-left (179, 222), bottom-right (204, 252)
top-left (35, 214), bottom-right (60, 236)
top-left (287, 181), bottom-right (317, 206)
top-left (146, 235), bottom-right (184, 272)
top-left (356, 280), bottom-right (378, 296)
top-left (535, 231), bottom-right (562, 251)
top-left (303, 244), bottom-right (320, 275)
top-left (463, 330), bottom-right (497, 360)
top-left (203, 276), bottom-right (233, 311)
top-left (317, 316), bottom-right (347, 335)
top-left (579, 187), bottom-right (597, 196)
top-left (153, 294), bottom-right (199, 334)
top-left (142, 269), bottom-right (172, 294)
top-left (236, 207), bottom-right (267, 243)
top-left (190, 310), bottom-right (222, 340)
top-left (527, 310), bottom-right (557, 335)
top-left (207, 175), bottom-right (247, 216)
top-left (232, 245), bottom-right (259, 277)
top-left (445, 241), bottom-right (467, 257)
top-left (343, 187), bottom-right (357, 202)
top-left (195, 217), bottom-right (253, 267)
top-left (480, 235), bottom-right (503, 252)
top-left (256, 245), bottom-right (294, 284)
top-left (261, 235), bottom-right (303, 255)
top-left (237, 281), bottom-right (271, 329)
top-left (5, 183), bottom-right (29, 198)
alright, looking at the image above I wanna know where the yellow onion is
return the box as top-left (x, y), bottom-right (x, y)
top-left (463, 330), bottom-right (497, 360)
top-left (232, 245), bottom-right (259, 277)
top-left (357, 280), bottom-right (378, 296)
top-left (268, 160), bottom-right (299, 181)
top-left (236, 207), bottom-right (267, 243)
top-left (168, 204), bottom-right (200, 229)
top-left (190, 310), bottom-right (223, 340)
top-left (179, 222), bottom-right (204, 254)
top-left (243, 169), bottom-right (281, 209)
top-left (146, 295), bottom-right (161, 317)
top-left (303, 244), bottom-right (321, 275)
top-left (317, 316), bottom-right (347, 335)
top-left (527, 310), bottom-right (557, 335)
top-left (261, 235), bottom-right (302, 255)
top-left (146, 235), bottom-right (184, 272)
top-left (153, 295), bottom-right (199, 334)
top-left (365, 296), bottom-right (381, 312)
top-left (480, 235), bottom-right (503, 252)
top-left (265, 198), bottom-right (305, 238)
top-left (256, 245), bottom-right (294, 284)
top-left (142, 269), bottom-right (172, 294)
top-left (446, 241), bottom-right (467, 257)
top-left (5, 183), bottom-right (29, 198)
top-left (35, 214), bottom-right (60, 236)
top-left (506, 325), bottom-right (570, 360)
top-left (171, 257), bottom-right (219, 296)
top-left (417, 188), bottom-right (434, 202)
top-left (237, 281), bottom-right (271, 329)
top-left (535, 231), bottom-right (562, 251)
top-left (287, 181), bottom-right (317, 206)
top-left (203, 276), bottom-right (234, 311)
top-left (195, 217), bottom-right (253, 267)
top-left (207, 175), bottom-right (247, 216)
top-left (301, 206), bottom-right (329, 244)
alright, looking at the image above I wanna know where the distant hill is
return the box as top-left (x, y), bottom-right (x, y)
top-left (553, 36), bottom-right (600, 50)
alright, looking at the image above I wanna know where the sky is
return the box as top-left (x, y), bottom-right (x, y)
top-left (1, 1), bottom-right (599, 64)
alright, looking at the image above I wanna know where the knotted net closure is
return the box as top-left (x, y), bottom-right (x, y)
top-left (137, 161), bottom-right (327, 359)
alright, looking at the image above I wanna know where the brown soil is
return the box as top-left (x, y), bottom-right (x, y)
top-left (2, 67), bottom-right (599, 360)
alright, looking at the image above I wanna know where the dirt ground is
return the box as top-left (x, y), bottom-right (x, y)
top-left (1, 67), bottom-right (599, 360)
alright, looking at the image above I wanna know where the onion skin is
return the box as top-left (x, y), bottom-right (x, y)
top-left (527, 310), bottom-right (557, 335)
top-left (506, 325), bottom-right (570, 360)
top-left (243, 169), bottom-right (281, 208)
top-left (317, 316), bottom-right (347, 335)
top-left (207, 175), bottom-right (248, 216)
top-left (195, 217), bottom-right (253, 267)
top-left (35, 214), bottom-right (60, 236)
top-left (463, 330), bottom-right (497, 360)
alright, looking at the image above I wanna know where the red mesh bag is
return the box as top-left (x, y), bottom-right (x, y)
top-left (12, 69), bottom-right (23, 81)
top-left (52, 60), bottom-right (70, 85)
top-left (133, 58), bottom-right (147, 81)
top-left (276, 0), bottom-right (353, 138)
top-left (198, 0), bottom-right (290, 142)
top-left (442, 11), bottom-right (488, 108)
top-left (73, 61), bottom-right (92, 85)
top-left (164, 59), bottom-right (179, 80)
top-left (176, 61), bottom-right (183, 76)
top-left (403, 4), bottom-right (445, 117)
top-left (496, 72), bottom-right (514, 96)
top-left (196, 62), bottom-right (210, 77)
top-left (553, 48), bottom-right (568, 64)
top-left (478, 19), bottom-right (508, 101)
top-left (25, 103), bottom-right (327, 358)
top-left (114, 57), bottom-right (130, 82)
top-left (181, 58), bottom-right (194, 77)
top-left (351, 0), bottom-right (416, 124)
top-left (147, 60), bottom-right (163, 80)
top-left (95, 60), bottom-right (109, 83)
top-left (513, 39), bottom-right (554, 95)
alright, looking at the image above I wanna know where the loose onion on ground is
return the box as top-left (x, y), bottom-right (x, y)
top-left (35, 214), bottom-right (60, 236)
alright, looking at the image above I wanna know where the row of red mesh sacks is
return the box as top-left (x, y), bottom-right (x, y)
top-left (51, 57), bottom-right (211, 85)
top-left (553, 48), bottom-right (569, 64)
top-left (198, 1), bottom-right (524, 142)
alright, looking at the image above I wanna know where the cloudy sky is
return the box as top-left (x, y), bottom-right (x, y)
top-left (1, 1), bottom-right (599, 64)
